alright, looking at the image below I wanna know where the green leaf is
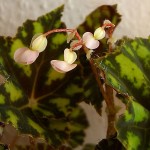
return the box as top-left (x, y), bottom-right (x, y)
top-left (0, 6), bottom-right (88, 148)
top-left (77, 5), bottom-right (121, 112)
top-left (96, 37), bottom-right (150, 110)
top-left (116, 100), bottom-right (150, 150)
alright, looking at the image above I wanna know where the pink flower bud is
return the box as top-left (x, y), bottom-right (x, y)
top-left (14, 47), bottom-right (39, 65)
top-left (50, 60), bottom-right (77, 73)
top-left (82, 32), bottom-right (99, 49)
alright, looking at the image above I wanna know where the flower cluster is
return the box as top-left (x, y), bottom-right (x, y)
top-left (14, 20), bottom-right (115, 73)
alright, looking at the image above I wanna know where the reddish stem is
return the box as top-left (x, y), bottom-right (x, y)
top-left (44, 29), bottom-right (82, 41)
top-left (44, 28), bottom-right (83, 50)
top-left (71, 41), bottom-right (83, 50)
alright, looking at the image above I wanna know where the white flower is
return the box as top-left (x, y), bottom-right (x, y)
top-left (82, 32), bottom-right (99, 49)
top-left (51, 48), bottom-right (77, 73)
top-left (50, 60), bottom-right (77, 73)
top-left (82, 27), bottom-right (105, 49)
top-left (14, 47), bottom-right (39, 65)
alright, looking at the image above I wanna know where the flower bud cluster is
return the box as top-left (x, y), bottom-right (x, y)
top-left (14, 20), bottom-right (115, 73)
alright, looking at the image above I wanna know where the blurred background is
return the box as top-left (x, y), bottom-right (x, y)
top-left (0, 0), bottom-right (150, 149)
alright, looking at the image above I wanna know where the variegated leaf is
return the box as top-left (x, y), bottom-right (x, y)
top-left (116, 100), bottom-right (150, 150)
top-left (96, 37), bottom-right (150, 110)
top-left (0, 6), bottom-right (88, 148)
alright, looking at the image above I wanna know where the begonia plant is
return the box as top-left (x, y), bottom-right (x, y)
top-left (0, 4), bottom-right (149, 150)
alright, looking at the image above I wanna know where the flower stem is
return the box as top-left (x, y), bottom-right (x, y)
top-left (44, 28), bottom-right (83, 50)
top-left (44, 29), bottom-right (82, 41)
top-left (89, 58), bottom-right (116, 138)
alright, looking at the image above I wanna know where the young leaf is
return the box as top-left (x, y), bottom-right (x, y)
top-left (116, 100), bottom-right (150, 150)
top-left (0, 6), bottom-right (88, 148)
top-left (96, 37), bottom-right (150, 110)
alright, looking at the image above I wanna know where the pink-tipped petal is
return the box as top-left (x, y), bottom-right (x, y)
top-left (50, 60), bottom-right (77, 73)
top-left (14, 47), bottom-right (39, 65)
top-left (85, 38), bottom-right (99, 49)
top-left (82, 32), bottom-right (99, 49)
top-left (82, 32), bottom-right (93, 42)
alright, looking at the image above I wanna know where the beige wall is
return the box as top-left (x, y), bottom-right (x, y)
top-left (0, 0), bottom-right (150, 149)
top-left (0, 0), bottom-right (150, 38)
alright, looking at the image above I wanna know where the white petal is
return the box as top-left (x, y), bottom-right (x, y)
top-left (82, 32), bottom-right (94, 42)
top-left (64, 48), bottom-right (77, 64)
top-left (82, 32), bottom-right (99, 49)
top-left (30, 34), bottom-right (47, 52)
top-left (94, 27), bottom-right (105, 40)
top-left (31, 33), bottom-right (42, 43)
top-left (14, 47), bottom-right (39, 65)
top-left (50, 60), bottom-right (77, 73)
